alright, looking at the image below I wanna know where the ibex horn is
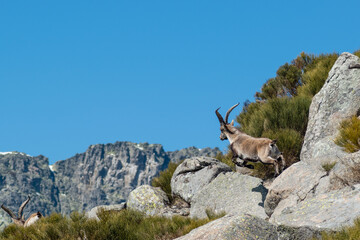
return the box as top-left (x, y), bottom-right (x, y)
top-left (215, 107), bottom-right (225, 124)
top-left (225, 103), bottom-right (240, 123)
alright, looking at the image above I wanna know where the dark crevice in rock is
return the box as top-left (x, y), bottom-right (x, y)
top-left (176, 161), bottom-right (213, 175)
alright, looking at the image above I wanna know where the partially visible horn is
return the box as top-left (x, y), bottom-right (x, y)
top-left (215, 107), bottom-right (225, 125)
top-left (1, 204), bottom-right (17, 219)
top-left (18, 196), bottom-right (30, 220)
top-left (225, 103), bottom-right (240, 123)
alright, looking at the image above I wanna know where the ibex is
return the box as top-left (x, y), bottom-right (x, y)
top-left (1, 196), bottom-right (43, 227)
top-left (215, 103), bottom-right (285, 176)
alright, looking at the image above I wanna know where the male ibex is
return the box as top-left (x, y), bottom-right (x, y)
top-left (1, 196), bottom-right (43, 227)
top-left (215, 103), bottom-right (285, 176)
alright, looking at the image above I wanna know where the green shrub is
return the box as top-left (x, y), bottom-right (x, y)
top-left (151, 161), bottom-right (180, 202)
top-left (354, 49), bottom-right (360, 58)
top-left (334, 116), bottom-right (360, 153)
top-left (237, 96), bottom-right (311, 138)
top-left (322, 162), bottom-right (337, 173)
top-left (0, 209), bottom-right (225, 240)
top-left (297, 53), bottom-right (338, 97)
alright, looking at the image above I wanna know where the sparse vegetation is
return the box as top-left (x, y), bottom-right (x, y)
top-left (317, 218), bottom-right (360, 240)
top-left (334, 116), bottom-right (360, 153)
top-left (151, 161), bottom-right (180, 202)
top-left (0, 209), bottom-right (224, 240)
top-left (215, 151), bottom-right (236, 171)
top-left (322, 162), bottom-right (337, 173)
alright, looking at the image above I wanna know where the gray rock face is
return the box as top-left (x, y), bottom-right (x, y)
top-left (265, 162), bottom-right (327, 217)
top-left (301, 52), bottom-right (360, 167)
top-left (271, 185), bottom-right (360, 230)
top-left (330, 149), bottom-right (360, 190)
top-left (257, 53), bottom-right (360, 236)
top-left (190, 172), bottom-right (268, 219)
top-left (53, 142), bottom-right (170, 214)
top-left (171, 157), bottom-right (232, 203)
top-left (0, 152), bottom-right (60, 229)
top-left (175, 214), bottom-right (322, 240)
top-left (167, 147), bottom-right (221, 163)
top-left (126, 185), bottom-right (169, 216)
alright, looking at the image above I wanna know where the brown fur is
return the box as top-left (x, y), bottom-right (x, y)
top-left (216, 104), bottom-right (285, 176)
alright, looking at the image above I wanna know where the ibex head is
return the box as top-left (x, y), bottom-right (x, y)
top-left (215, 103), bottom-right (240, 140)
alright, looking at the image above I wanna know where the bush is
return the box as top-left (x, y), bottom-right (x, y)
top-left (334, 116), bottom-right (360, 153)
top-left (237, 95), bottom-right (312, 138)
top-left (0, 209), bottom-right (225, 240)
top-left (151, 161), bottom-right (180, 202)
top-left (354, 50), bottom-right (360, 58)
top-left (297, 53), bottom-right (338, 97)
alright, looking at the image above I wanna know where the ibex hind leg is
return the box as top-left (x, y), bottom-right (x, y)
top-left (259, 156), bottom-right (280, 177)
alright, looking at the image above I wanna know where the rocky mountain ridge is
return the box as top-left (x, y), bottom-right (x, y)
top-left (0, 143), bottom-right (220, 228)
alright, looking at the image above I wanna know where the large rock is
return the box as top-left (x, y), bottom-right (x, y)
top-left (86, 203), bottom-right (126, 221)
top-left (176, 214), bottom-right (322, 240)
top-left (126, 185), bottom-right (169, 216)
top-left (176, 214), bottom-right (278, 240)
top-left (171, 157), bottom-right (232, 203)
top-left (0, 152), bottom-right (60, 230)
top-left (271, 184), bottom-right (360, 230)
top-left (301, 52), bottom-right (360, 168)
top-left (264, 162), bottom-right (327, 217)
top-left (190, 172), bottom-right (268, 219)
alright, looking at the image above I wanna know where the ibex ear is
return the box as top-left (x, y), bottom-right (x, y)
top-left (271, 139), bottom-right (277, 146)
top-left (230, 120), bottom-right (234, 126)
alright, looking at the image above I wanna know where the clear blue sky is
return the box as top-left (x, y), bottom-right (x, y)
top-left (1, 1), bottom-right (359, 164)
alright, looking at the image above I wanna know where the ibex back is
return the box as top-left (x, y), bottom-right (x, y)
top-left (215, 103), bottom-right (285, 176)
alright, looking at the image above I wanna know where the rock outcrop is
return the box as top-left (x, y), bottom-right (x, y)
top-left (271, 184), bottom-right (360, 230)
top-left (86, 203), bottom-right (126, 221)
top-left (301, 52), bottom-right (360, 168)
top-left (264, 52), bottom-right (360, 231)
top-left (190, 172), bottom-right (268, 219)
top-left (176, 214), bottom-right (322, 240)
top-left (126, 185), bottom-right (169, 216)
top-left (171, 157), bottom-right (232, 203)
top-left (0, 152), bottom-right (60, 229)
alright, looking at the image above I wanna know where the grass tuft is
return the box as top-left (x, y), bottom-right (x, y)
top-left (334, 116), bottom-right (360, 153)
top-left (151, 161), bottom-right (180, 203)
